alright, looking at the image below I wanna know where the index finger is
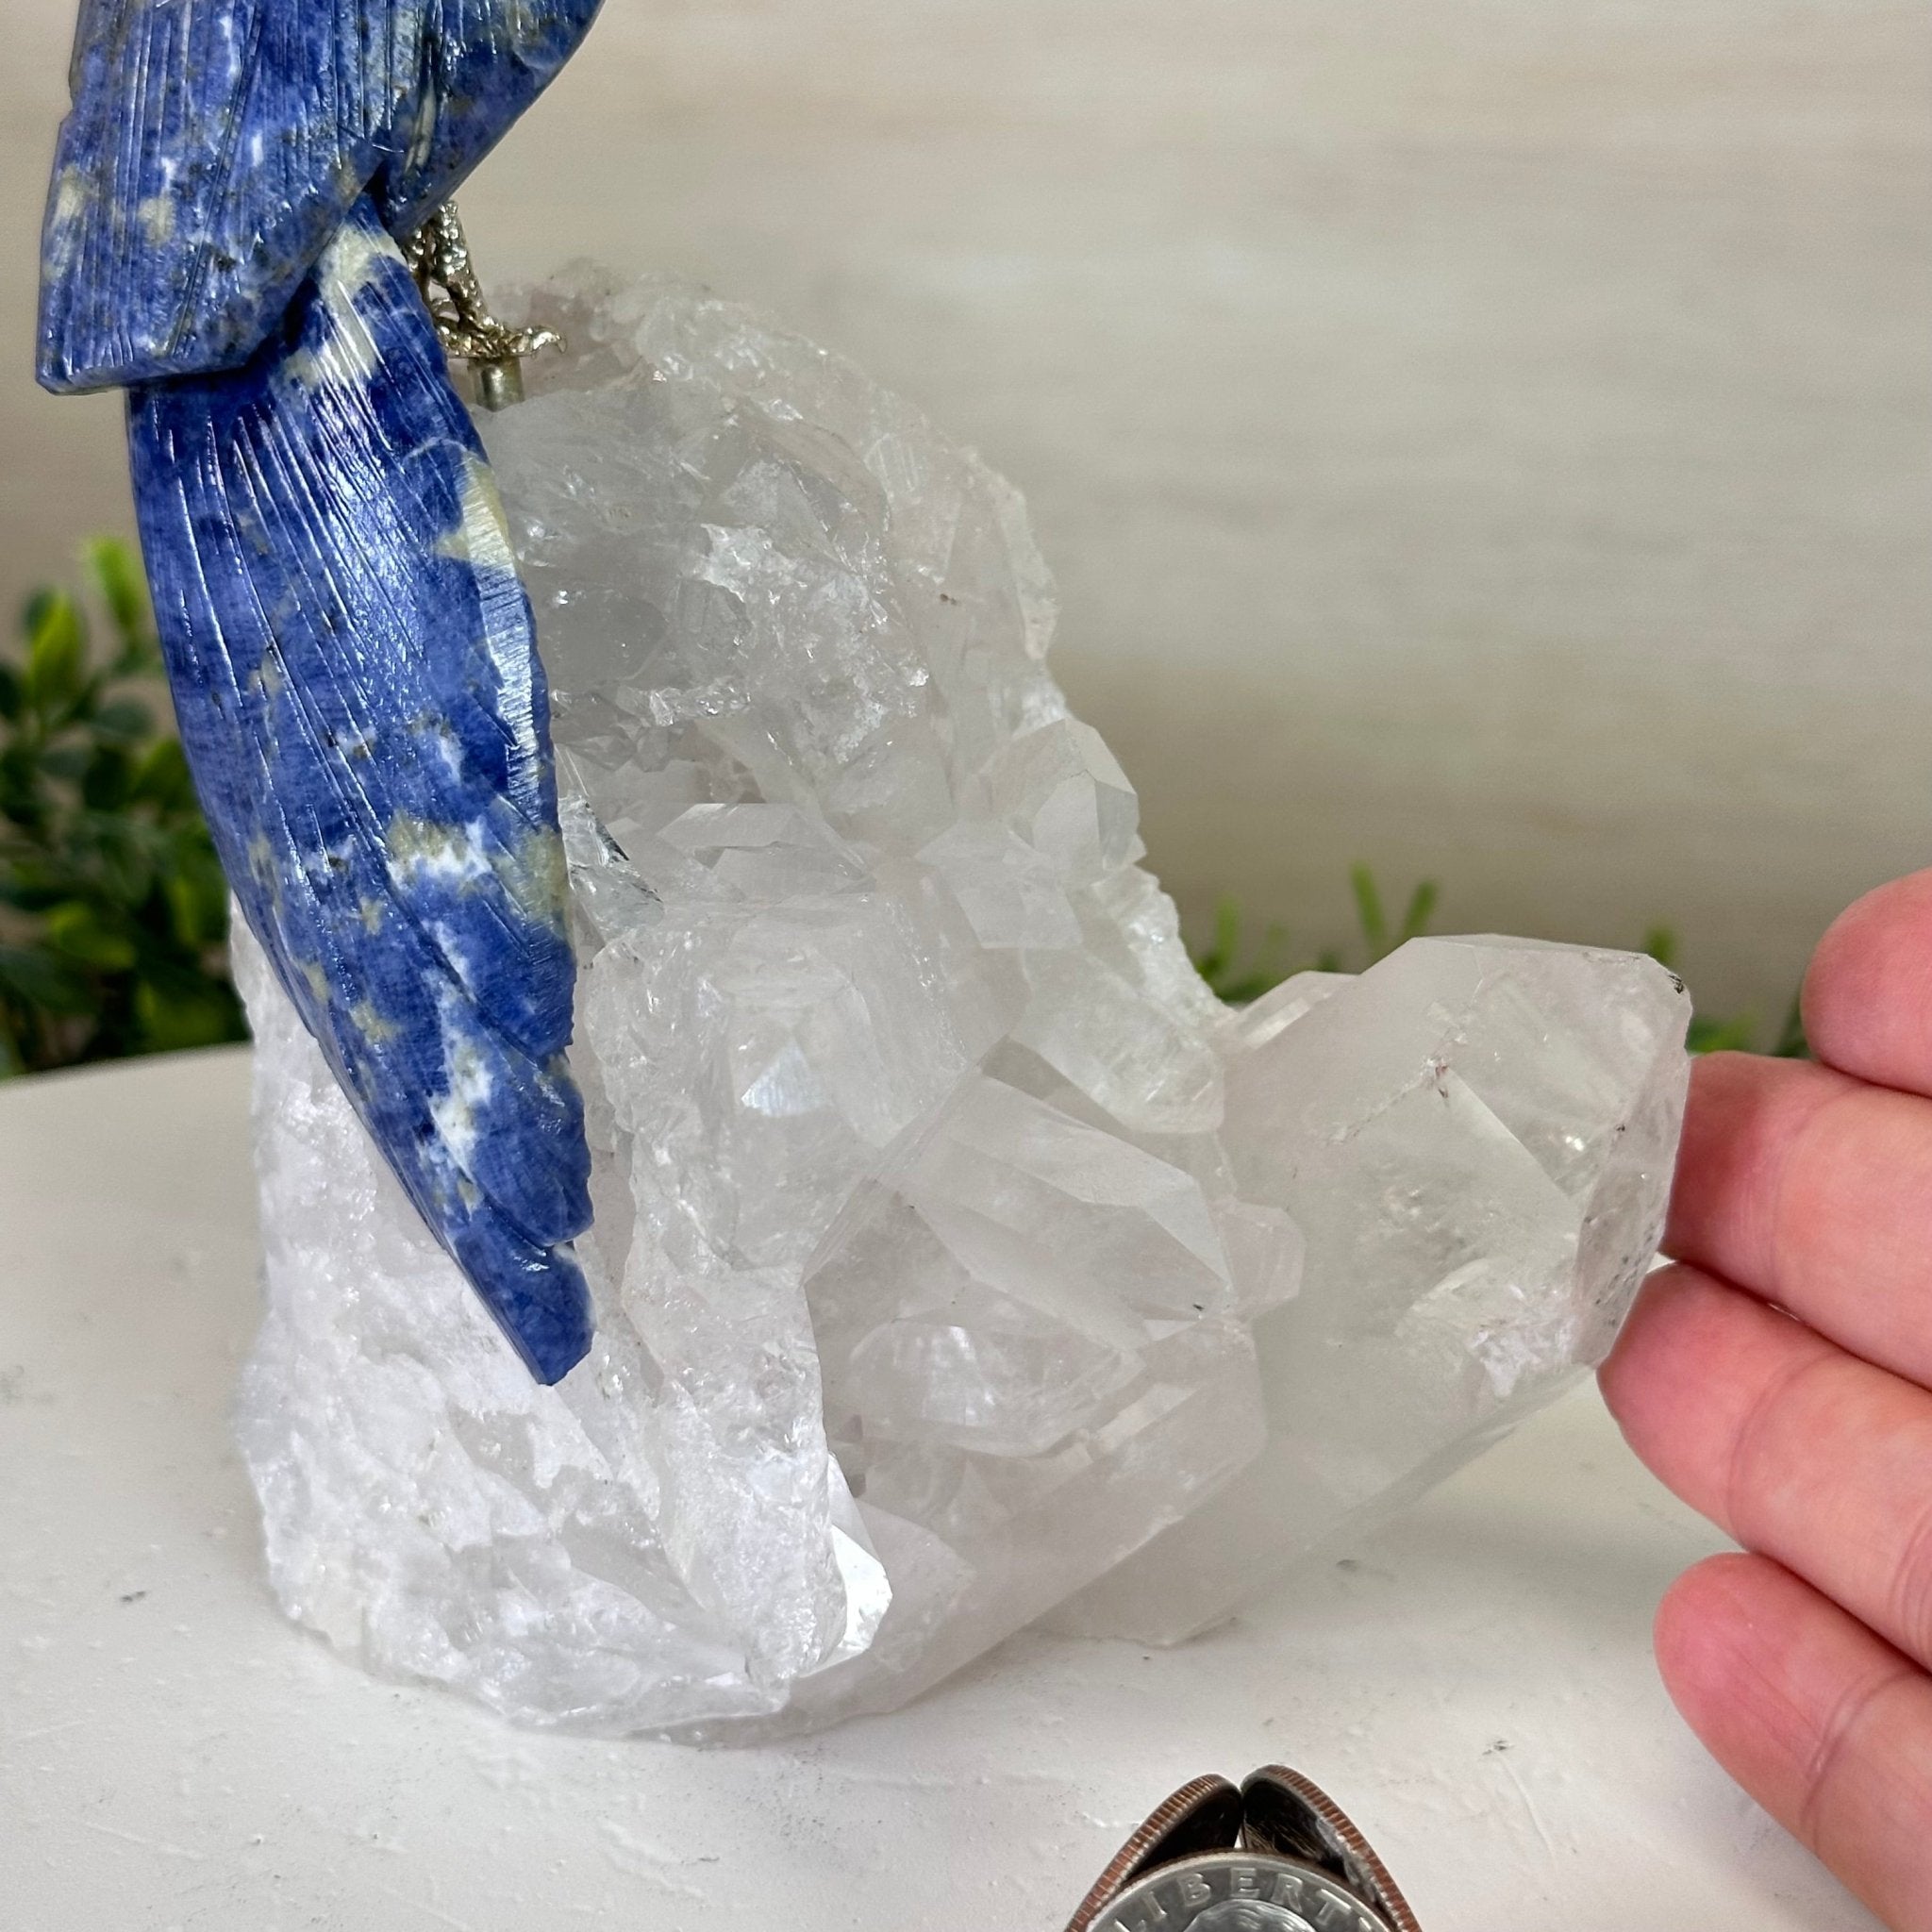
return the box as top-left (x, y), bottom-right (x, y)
top-left (1662, 1052), bottom-right (1932, 1391)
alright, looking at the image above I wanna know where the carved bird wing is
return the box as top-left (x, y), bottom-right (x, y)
top-left (40, 0), bottom-right (602, 390)
top-left (129, 203), bottom-right (594, 1382)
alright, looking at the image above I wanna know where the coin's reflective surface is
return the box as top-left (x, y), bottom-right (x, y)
top-left (1092, 1852), bottom-right (1395, 1932)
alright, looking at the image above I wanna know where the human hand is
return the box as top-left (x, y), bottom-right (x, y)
top-left (1601, 871), bottom-right (1932, 1931)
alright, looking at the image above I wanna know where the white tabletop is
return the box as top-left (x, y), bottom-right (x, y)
top-left (0, 1049), bottom-right (1878, 1930)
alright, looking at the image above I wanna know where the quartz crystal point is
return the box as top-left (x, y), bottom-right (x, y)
top-left (234, 271), bottom-right (1690, 1737)
top-left (1055, 939), bottom-right (1692, 1640)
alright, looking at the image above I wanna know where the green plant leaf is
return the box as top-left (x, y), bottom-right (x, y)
top-left (23, 592), bottom-right (86, 715)
top-left (43, 900), bottom-right (138, 971)
top-left (133, 975), bottom-right (244, 1054)
top-left (1350, 863), bottom-right (1388, 958)
top-left (19, 587), bottom-right (58, 638)
top-left (1194, 895), bottom-right (1240, 983)
top-left (163, 850), bottom-right (230, 948)
top-left (39, 743), bottom-right (92, 786)
top-left (1773, 997), bottom-right (1809, 1059)
top-left (81, 744), bottom-right (138, 812)
top-left (1398, 879), bottom-right (1439, 944)
top-left (0, 743), bottom-right (46, 829)
top-left (1192, 897), bottom-right (1297, 1002)
top-left (1346, 865), bottom-right (1436, 962)
top-left (0, 942), bottom-right (94, 1016)
top-left (2, 539), bottom-right (247, 1075)
top-left (92, 698), bottom-right (154, 745)
top-left (82, 537), bottom-right (150, 651)
top-left (130, 737), bottom-right (194, 811)
top-left (0, 874), bottom-right (70, 913)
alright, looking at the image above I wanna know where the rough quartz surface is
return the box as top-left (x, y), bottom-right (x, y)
top-left (235, 272), bottom-right (1690, 1738)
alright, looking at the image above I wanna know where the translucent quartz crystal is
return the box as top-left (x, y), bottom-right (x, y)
top-left (1054, 939), bottom-right (1691, 1639)
top-left (233, 272), bottom-right (1690, 1738)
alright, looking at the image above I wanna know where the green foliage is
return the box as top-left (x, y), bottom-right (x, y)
top-left (1191, 899), bottom-right (1297, 1005)
top-left (1197, 874), bottom-right (1807, 1058)
top-left (1194, 864), bottom-right (1442, 1002)
top-left (0, 540), bottom-right (246, 1078)
top-left (1347, 863), bottom-right (1440, 965)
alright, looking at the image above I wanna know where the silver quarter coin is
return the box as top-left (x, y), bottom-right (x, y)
top-left (1088, 1851), bottom-right (1397, 1932)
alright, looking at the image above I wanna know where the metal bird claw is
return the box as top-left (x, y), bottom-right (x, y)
top-left (403, 201), bottom-right (563, 409)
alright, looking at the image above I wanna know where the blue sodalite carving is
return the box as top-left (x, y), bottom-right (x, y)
top-left (40, 0), bottom-right (602, 391)
top-left (128, 203), bottom-right (591, 1379)
top-left (39, 3), bottom-right (604, 1381)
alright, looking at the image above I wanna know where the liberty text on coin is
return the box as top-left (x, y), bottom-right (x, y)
top-left (1092, 1851), bottom-right (1396, 1932)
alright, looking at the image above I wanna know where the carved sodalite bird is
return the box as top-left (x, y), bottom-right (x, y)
top-left (38, 2), bottom-right (607, 1383)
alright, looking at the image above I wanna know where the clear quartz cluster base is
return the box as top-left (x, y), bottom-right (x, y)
top-left (232, 272), bottom-right (1690, 1739)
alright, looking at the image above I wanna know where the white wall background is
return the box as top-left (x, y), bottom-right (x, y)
top-left (3, 0), bottom-right (1926, 1020)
